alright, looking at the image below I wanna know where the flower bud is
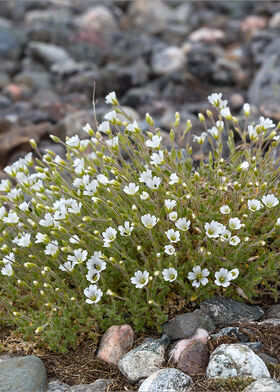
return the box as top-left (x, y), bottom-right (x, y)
top-left (198, 113), bottom-right (205, 122)
top-left (29, 138), bottom-right (37, 148)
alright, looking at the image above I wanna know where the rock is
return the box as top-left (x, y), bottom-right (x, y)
top-left (138, 368), bottom-right (193, 392)
top-left (56, 110), bottom-right (92, 139)
top-left (14, 71), bottom-right (51, 90)
top-left (189, 28), bottom-right (225, 44)
top-left (29, 41), bottom-right (73, 67)
top-left (46, 379), bottom-right (69, 392)
top-left (169, 328), bottom-right (209, 363)
top-left (25, 9), bottom-right (71, 25)
top-left (0, 26), bottom-right (25, 60)
top-left (206, 343), bottom-right (270, 379)
top-left (0, 355), bottom-right (47, 392)
top-left (176, 339), bottom-right (209, 375)
top-left (75, 6), bottom-right (117, 34)
top-left (230, 93), bottom-right (245, 110)
top-left (257, 353), bottom-right (278, 365)
top-left (241, 15), bottom-right (267, 35)
top-left (96, 324), bottom-right (134, 365)
top-left (210, 326), bottom-right (251, 342)
top-left (0, 72), bottom-right (10, 88)
top-left (265, 304), bottom-right (280, 319)
top-left (241, 342), bottom-right (262, 353)
top-left (162, 309), bottom-right (215, 341)
top-left (151, 46), bottom-right (186, 75)
top-left (118, 335), bottom-right (169, 384)
top-left (200, 297), bottom-right (264, 327)
top-left (243, 378), bottom-right (280, 392)
top-left (3, 83), bottom-right (32, 101)
top-left (0, 122), bottom-right (54, 167)
top-left (0, 353), bottom-right (12, 362)
top-left (0, 94), bottom-right (11, 109)
top-left (269, 12), bottom-right (280, 29)
top-left (128, 0), bottom-right (171, 34)
top-left (65, 380), bottom-right (113, 392)
top-left (185, 42), bottom-right (222, 80)
top-left (212, 57), bottom-right (245, 85)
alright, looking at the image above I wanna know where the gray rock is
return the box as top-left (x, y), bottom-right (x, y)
top-left (0, 94), bottom-right (11, 109)
top-left (25, 9), bottom-right (71, 25)
top-left (243, 378), bottom-right (280, 392)
top-left (0, 26), bottom-right (25, 60)
top-left (0, 355), bottom-right (47, 392)
top-left (56, 110), bottom-right (93, 139)
top-left (241, 342), bottom-right (262, 353)
top-left (29, 42), bottom-right (73, 67)
top-left (138, 368), bottom-right (193, 392)
top-left (75, 6), bottom-right (117, 34)
top-left (0, 72), bottom-right (10, 88)
top-left (118, 335), bottom-right (169, 384)
top-left (211, 326), bottom-right (251, 342)
top-left (151, 46), bottom-right (186, 75)
top-left (66, 380), bottom-right (112, 392)
top-left (200, 297), bottom-right (264, 327)
top-left (162, 309), bottom-right (215, 341)
top-left (14, 71), bottom-right (51, 90)
top-left (264, 304), bottom-right (280, 319)
top-left (206, 344), bottom-right (270, 379)
top-left (46, 379), bottom-right (69, 392)
top-left (257, 352), bottom-right (278, 365)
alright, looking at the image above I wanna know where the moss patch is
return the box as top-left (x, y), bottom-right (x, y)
top-left (190, 377), bottom-right (255, 392)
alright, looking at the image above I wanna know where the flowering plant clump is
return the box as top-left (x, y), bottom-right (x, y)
top-left (0, 91), bottom-right (280, 352)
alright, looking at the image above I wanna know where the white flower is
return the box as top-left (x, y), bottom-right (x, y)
top-left (248, 125), bottom-right (258, 141)
top-left (165, 199), bottom-right (177, 212)
top-left (220, 107), bottom-right (231, 119)
top-left (102, 227), bottom-right (117, 242)
top-left (216, 120), bottom-right (224, 131)
top-left (126, 120), bottom-right (139, 133)
top-left (104, 110), bottom-right (117, 122)
top-left (175, 218), bottom-right (191, 231)
top-left (3, 212), bottom-right (19, 224)
top-left (140, 191), bottom-right (149, 200)
top-left (87, 252), bottom-right (106, 271)
top-left (139, 169), bottom-right (153, 184)
top-left (165, 229), bottom-right (180, 243)
top-left (131, 270), bottom-right (149, 288)
top-left (229, 235), bottom-right (241, 246)
top-left (35, 233), bottom-right (48, 243)
top-left (66, 135), bottom-right (80, 148)
top-left (83, 179), bottom-right (99, 196)
top-left (59, 261), bottom-right (77, 272)
top-left (1, 263), bottom-right (13, 276)
top-left (2, 252), bottom-right (15, 264)
top-left (258, 116), bottom-right (275, 131)
top-left (215, 268), bottom-right (231, 287)
top-left (146, 135), bottom-right (162, 149)
top-left (229, 217), bottom-right (242, 230)
top-left (208, 92), bottom-right (223, 107)
top-left (141, 214), bottom-right (158, 229)
top-left (193, 132), bottom-right (207, 144)
top-left (0, 206), bottom-right (6, 220)
top-left (7, 188), bottom-right (21, 201)
top-left (150, 150), bottom-right (164, 165)
top-left (84, 284), bottom-right (103, 304)
top-left (220, 205), bottom-right (231, 214)
top-left (239, 161), bottom-right (249, 171)
top-left (208, 126), bottom-right (219, 139)
top-left (146, 176), bottom-right (161, 190)
top-left (262, 194), bottom-right (279, 208)
top-left (105, 91), bottom-right (117, 105)
top-left (39, 213), bottom-right (56, 227)
top-left (169, 211), bottom-right (178, 221)
top-left (118, 221), bottom-right (134, 236)
top-left (19, 202), bottom-right (30, 212)
top-left (169, 173), bottom-right (179, 185)
top-left (69, 234), bottom-right (80, 244)
top-left (68, 201), bottom-right (82, 214)
top-left (13, 233), bottom-right (31, 247)
top-left (123, 183), bottom-right (139, 195)
top-left (0, 179), bottom-right (11, 192)
top-left (243, 103), bottom-right (250, 116)
top-left (188, 266), bottom-right (209, 288)
top-left (162, 268), bottom-right (177, 282)
top-left (276, 218), bottom-right (280, 227)
top-left (86, 268), bottom-right (100, 284)
top-left (98, 121), bottom-right (111, 134)
top-left (67, 249), bottom-right (88, 264)
top-left (229, 268), bottom-right (239, 280)
top-left (248, 199), bottom-right (262, 212)
top-left (205, 220), bottom-right (224, 238)
top-left (82, 123), bottom-right (93, 135)
top-left (106, 136), bottom-right (119, 149)
top-left (164, 244), bottom-right (176, 255)
top-left (44, 241), bottom-right (59, 257)
top-left (97, 174), bottom-right (110, 185)
top-left (220, 229), bottom-right (232, 241)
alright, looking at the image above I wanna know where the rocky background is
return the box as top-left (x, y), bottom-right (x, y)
top-left (0, 0), bottom-right (280, 174)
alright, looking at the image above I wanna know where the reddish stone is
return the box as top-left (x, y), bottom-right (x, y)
top-left (169, 328), bottom-right (209, 363)
top-left (3, 83), bottom-right (32, 101)
top-left (241, 15), bottom-right (267, 35)
top-left (177, 339), bottom-right (209, 375)
top-left (189, 27), bottom-right (225, 44)
top-left (96, 324), bottom-right (134, 365)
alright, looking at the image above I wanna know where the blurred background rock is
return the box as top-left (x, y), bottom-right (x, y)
top-left (0, 0), bottom-right (279, 174)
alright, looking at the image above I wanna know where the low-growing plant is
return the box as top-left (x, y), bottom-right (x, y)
top-left (0, 92), bottom-right (279, 352)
